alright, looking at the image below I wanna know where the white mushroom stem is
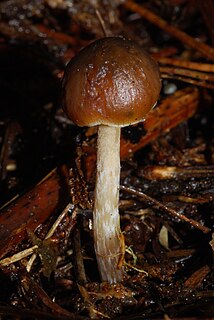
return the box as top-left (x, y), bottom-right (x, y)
top-left (93, 125), bottom-right (124, 283)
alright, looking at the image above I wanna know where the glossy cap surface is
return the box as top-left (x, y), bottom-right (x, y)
top-left (62, 37), bottom-right (161, 127)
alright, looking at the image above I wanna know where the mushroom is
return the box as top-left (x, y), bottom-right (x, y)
top-left (62, 37), bottom-right (161, 283)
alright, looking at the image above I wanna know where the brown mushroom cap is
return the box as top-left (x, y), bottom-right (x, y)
top-left (62, 37), bottom-right (161, 127)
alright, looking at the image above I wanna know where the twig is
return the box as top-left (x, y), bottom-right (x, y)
top-left (0, 245), bottom-right (38, 267)
top-left (120, 185), bottom-right (211, 234)
top-left (161, 74), bottom-right (214, 89)
top-left (95, 9), bottom-right (109, 37)
top-left (143, 165), bottom-right (214, 180)
top-left (160, 64), bottom-right (214, 89)
top-left (158, 57), bottom-right (214, 72)
top-left (46, 203), bottom-right (75, 238)
top-left (73, 228), bottom-right (87, 285)
top-left (160, 66), bottom-right (214, 82)
top-left (123, 1), bottom-right (214, 61)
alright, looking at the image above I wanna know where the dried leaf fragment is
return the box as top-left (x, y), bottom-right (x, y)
top-left (28, 229), bottom-right (58, 278)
